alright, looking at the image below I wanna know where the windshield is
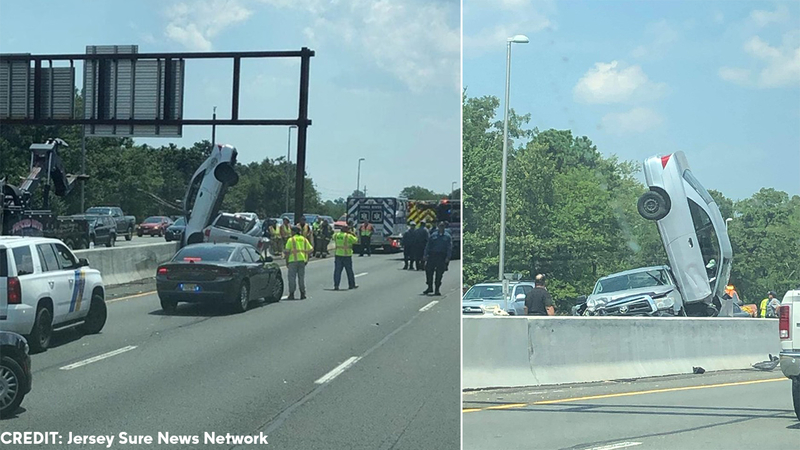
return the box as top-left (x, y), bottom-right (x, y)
top-left (173, 217), bottom-right (185, 226)
top-left (463, 285), bottom-right (504, 301)
top-left (173, 246), bottom-right (234, 262)
top-left (144, 217), bottom-right (163, 224)
top-left (593, 269), bottom-right (670, 294)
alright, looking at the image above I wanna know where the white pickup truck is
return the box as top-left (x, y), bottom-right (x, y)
top-left (779, 289), bottom-right (800, 420)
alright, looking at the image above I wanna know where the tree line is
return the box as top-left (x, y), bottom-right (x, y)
top-left (463, 94), bottom-right (800, 312)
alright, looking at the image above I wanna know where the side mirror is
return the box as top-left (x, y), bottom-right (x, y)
top-left (515, 294), bottom-right (526, 301)
top-left (576, 295), bottom-right (587, 304)
top-left (78, 258), bottom-right (89, 267)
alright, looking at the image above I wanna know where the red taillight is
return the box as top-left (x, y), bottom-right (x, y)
top-left (7, 277), bottom-right (21, 304)
top-left (779, 305), bottom-right (791, 340)
top-left (157, 267), bottom-right (168, 276)
top-left (660, 154), bottom-right (671, 168)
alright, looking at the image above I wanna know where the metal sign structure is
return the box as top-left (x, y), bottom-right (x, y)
top-left (0, 46), bottom-right (315, 218)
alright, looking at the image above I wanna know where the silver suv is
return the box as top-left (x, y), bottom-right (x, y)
top-left (462, 282), bottom-right (534, 316)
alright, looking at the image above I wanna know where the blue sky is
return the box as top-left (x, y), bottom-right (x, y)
top-left (464, 0), bottom-right (800, 200)
top-left (0, 0), bottom-right (461, 201)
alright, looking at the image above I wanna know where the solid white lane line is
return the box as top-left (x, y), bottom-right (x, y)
top-left (59, 346), bottom-right (138, 370)
top-left (587, 443), bottom-right (642, 450)
top-left (314, 356), bottom-right (361, 384)
top-left (354, 272), bottom-right (368, 278)
top-left (419, 300), bottom-right (439, 312)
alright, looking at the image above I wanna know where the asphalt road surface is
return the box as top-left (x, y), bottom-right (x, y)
top-left (463, 369), bottom-right (797, 450)
top-left (3, 254), bottom-right (460, 449)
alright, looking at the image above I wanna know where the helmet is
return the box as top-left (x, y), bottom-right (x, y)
top-left (408, 220), bottom-right (416, 227)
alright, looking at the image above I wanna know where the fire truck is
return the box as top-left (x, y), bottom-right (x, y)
top-left (1, 139), bottom-right (92, 249)
top-left (407, 199), bottom-right (461, 259)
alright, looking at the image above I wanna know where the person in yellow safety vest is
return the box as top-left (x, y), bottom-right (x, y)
top-left (761, 291), bottom-right (780, 318)
top-left (358, 219), bottom-right (374, 257)
top-left (278, 218), bottom-right (292, 257)
top-left (267, 220), bottom-right (281, 255)
top-left (284, 226), bottom-right (313, 300)
top-left (333, 223), bottom-right (359, 290)
top-left (297, 216), bottom-right (314, 249)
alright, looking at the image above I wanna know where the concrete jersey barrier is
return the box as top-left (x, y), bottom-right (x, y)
top-left (75, 242), bottom-right (179, 287)
top-left (463, 316), bottom-right (781, 390)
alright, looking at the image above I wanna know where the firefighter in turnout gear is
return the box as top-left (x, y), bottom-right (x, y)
top-left (358, 219), bottom-right (374, 257)
top-left (284, 226), bottom-right (313, 299)
top-left (333, 223), bottom-right (359, 290)
top-left (414, 220), bottom-right (429, 271)
top-left (314, 219), bottom-right (333, 258)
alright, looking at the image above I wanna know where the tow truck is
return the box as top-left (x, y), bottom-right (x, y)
top-left (1, 139), bottom-right (92, 250)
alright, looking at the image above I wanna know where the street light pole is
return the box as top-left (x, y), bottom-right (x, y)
top-left (451, 181), bottom-right (457, 195)
top-left (285, 125), bottom-right (297, 212)
top-left (499, 34), bottom-right (529, 282)
top-left (357, 158), bottom-right (365, 197)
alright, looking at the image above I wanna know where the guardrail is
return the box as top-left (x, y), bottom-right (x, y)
top-left (75, 242), bottom-right (179, 286)
top-left (463, 316), bottom-right (781, 390)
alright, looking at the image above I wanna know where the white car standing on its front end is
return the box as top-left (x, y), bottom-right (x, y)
top-left (0, 237), bottom-right (106, 352)
top-left (183, 144), bottom-right (240, 247)
top-left (638, 151), bottom-right (733, 316)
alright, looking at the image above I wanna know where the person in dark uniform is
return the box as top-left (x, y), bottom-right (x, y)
top-left (402, 221), bottom-right (416, 270)
top-left (414, 220), bottom-right (429, 271)
top-left (422, 221), bottom-right (452, 296)
top-left (525, 274), bottom-right (555, 316)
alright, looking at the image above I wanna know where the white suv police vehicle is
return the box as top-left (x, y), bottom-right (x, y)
top-left (0, 237), bottom-right (106, 352)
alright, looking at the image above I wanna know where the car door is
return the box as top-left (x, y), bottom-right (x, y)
top-left (513, 285), bottom-right (533, 315)
top-left (52, 242), bottom-right (89, 320)
top-left (35, 243), bottom-right (73, 323)
top-left (94, 218), bottom-right (108, 245)
top-left (245, 246), bottom-right (271, 297)
top-left (239, 247), bottom-right (265, 296)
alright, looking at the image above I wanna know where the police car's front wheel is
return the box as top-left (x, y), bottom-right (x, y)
top-left (28, 306), bottom-right (53, 353)
top-left (79, 294), bottom-right (107, 335)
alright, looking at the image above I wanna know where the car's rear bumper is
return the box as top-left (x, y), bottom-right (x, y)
top-left (138, 228), bottom-right (162, 235)
top-left (0, 305), bottom-right (36, 335)
top-left (780, 351), bottom-right (800, 378)
top-left (157, 279), bottom-right (239, 303)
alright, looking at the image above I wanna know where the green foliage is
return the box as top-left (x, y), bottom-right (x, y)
top-left (463, 94), bottom-right (799, 314)
top-left (399, 185), bottom-right (446, 200)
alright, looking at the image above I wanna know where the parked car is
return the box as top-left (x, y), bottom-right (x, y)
top-left (183, 145), bottom-right (239, 247)
top-left (462, 281), bottom-right (534, 316)
top-left (155, 243), bottom-right (283, 314)
top-left (779, 289), bottom-right (800, 420)
top-left (639, 151), bottom-right (733, 316)
top-left (203, 213), bottom-right (268, 253)
top-left (138, 216), bottom-right (173, 238)
top-left (88, 215), bottom-right (117, 247)
top-left (0, 331), bottom-right (32, 418)
top-left (165, 217), bottom-right (186, 242)
top-left (576, 266), bottom-right (683, 316)
top-left (0, 237), bottom-right (107, 352)
top-left (280, 212), bottom-right (318, 225)
top-left (84, 206), bottom-right (136, 241)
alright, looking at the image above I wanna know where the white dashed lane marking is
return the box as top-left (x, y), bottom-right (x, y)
top-left (314, 356), bottom-right (361, 384)
top-left (419, 300), bottom-right (439, 312)
top-left (60, 346), bottom-right (138, 370)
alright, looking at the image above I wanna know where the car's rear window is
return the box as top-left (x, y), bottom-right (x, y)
top-left (86, 207), bottom-right (111, 215)
top-left (144, 217), bottom-right (163, 223)
top-left (173, 246), bottom-right (234, 262)
top-left (12, 246), bottom-right (34, 275)
top-left (0, 249), bottom-right (7, 277)
top-left (214, 215), bottom-right (253, 232)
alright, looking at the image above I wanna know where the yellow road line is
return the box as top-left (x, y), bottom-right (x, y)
top-left (463, 377), bottom-right (787, 413)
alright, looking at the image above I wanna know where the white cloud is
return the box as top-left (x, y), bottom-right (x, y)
top-left (720, 32), bottom-right (800, 89)
top-left (630, 19), bottom-right (679, 59)
top-left (749, 5), bottom-right (789, 28)
top-left (164, 0), bottom-right (253, 51)
top-left (573, 61), bottom-right (666, 104)
top-left (601, 107), bottom-right (663, 135)
top-left (463, 1), bottom-right (557, 55)
top-left (718, 67), bottom-right (751, 86)
top-left (264, 0), bottom-right (460, 93)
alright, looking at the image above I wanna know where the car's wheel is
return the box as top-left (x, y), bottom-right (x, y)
top-left (160, 296), bottom-right (178, 313)
top-left (269, 276), bottom-right (284, 302)
top-left (126, 227), bottom-right (133, 241)
top-left (214, 162), bottom-right (239, 186)
top-left (792, 377), bottom-right (800, 421)
top-left (64, 237), bottom-right (76, 250)
top-left (28, 305), bottom-right (53, 353)
top-left (78, 294), bottom-right (107, 334)
top-left (232, 281), bottom-right (250, 313)
top-left (105, 234), bottom-right (115, 247)
top-left (78, 237), bottom-right (89, 250)
top-left (0, 356), bottom-right (26, 418)
top-left (637, 190), bottom-right (670, 221)
top-left (165, 235), bottom-right (172, 242)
